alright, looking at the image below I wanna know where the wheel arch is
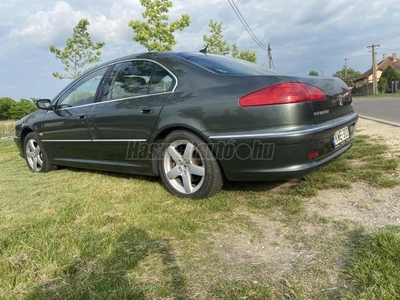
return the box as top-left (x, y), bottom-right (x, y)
top-left (20, 127), bottom-right (34, 153)
top-left (149, 125), bottom-right (226, 179)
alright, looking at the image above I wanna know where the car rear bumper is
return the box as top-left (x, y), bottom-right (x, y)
top-left (207, 112), bottom-right (358, 181)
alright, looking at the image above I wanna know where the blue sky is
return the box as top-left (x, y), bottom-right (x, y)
top-left (1, 0), bottom-right (399, 100)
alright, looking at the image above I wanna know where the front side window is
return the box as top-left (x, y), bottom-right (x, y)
top-left (103, 61), bottom-right (155, 101)
top-left (56, 67), bottom-right (108, 109)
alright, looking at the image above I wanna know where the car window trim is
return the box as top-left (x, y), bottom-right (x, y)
top-left (98, 58), bottom-right (178, 104)
top-left (51, 59), bottom-right (178, 109)
top-left (52, 65), bottom-right (112, 108)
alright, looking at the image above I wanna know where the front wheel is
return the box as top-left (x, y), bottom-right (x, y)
top-left (158, 131), bottom-right (223, 199)
top-left (24, 132), bottom-right (53, 173)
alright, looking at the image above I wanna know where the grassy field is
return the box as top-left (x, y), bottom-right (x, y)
top-left (0, 120), bottom-right (15, 137)
top-left (0, 126), bottom-right (399, 299)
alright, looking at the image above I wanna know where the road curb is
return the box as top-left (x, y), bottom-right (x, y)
top-left (359, 115), bottom-right (400, 128)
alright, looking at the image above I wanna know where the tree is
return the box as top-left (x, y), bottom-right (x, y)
top-left (378, 66), bottom-right (400, 93)
top-left (0, 97), bottom-right (15, 120)
top-left (129, 0), bottom-right (190, 51)
top-left (9, 99), bottom-right (37, 119)
top-left (333, 67), bottom-right (361, 88)
top-left (231, 44), bottom-right (257, 63)
top-left (0, 98), bottom-right (37, 120)
top-left (378, 76), bottom-right (388, 94)
top-left (203, 19), bottom-right (257, 63)
top-left (50, 18), bottom-right (105, 80)
top-left (308, 70), bottom-right (319, 76)
top-left (203, 20), bottom-right (230, 55)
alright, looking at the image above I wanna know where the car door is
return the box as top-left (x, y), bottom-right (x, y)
top-left (39, 66), bottom-right (109, 161)
top-left (87, 60), bottom-right (176, 171)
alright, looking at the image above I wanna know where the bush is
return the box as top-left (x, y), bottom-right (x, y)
top-left (0, 97), bottom-right (38, 120)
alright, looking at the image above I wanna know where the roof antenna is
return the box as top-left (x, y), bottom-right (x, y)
top-left (199, 45), bottom-right (208, 55)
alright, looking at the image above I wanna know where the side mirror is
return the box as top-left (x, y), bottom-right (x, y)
top-left (36, 99), bottom-right (53, 110)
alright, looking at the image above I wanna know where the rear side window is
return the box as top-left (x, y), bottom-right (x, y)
top-left (149, 66), bottom-right (175, 94)
top-left (102, 60), bottom-right (176, 101)
top-left (181, 54), bottom-right (278, 76)
top-left (103, 61), bottom-right (154, 101)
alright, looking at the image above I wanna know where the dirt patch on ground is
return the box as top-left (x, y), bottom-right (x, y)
top-left (213, 118), bottom-right (400, 283)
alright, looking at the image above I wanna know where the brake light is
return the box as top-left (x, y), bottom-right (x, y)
top-left (239, 82), bottom-right (326, 107)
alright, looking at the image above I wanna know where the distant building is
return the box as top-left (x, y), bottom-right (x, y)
top-left (354, 53), bottom-right (400, 94)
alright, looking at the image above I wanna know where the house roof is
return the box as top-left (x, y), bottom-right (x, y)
top-left (356, 54), bottom-right (400, 81)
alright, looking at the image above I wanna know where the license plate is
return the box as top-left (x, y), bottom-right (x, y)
top-left (333, 126), bottom-right (350, 148)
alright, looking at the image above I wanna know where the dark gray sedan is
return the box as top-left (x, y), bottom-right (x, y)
top-left (14, 52), bottom-right (358, 198)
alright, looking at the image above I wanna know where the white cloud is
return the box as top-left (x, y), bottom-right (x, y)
top-left (1, 0), bottom-right (400, 100)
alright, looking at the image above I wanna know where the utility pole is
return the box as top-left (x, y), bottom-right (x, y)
top-left (344, 58), bottom-right (348, 80)
top-left (367, 44), bottom-right (379, 95)
top-left (268, 43), bottom-right (272, 69)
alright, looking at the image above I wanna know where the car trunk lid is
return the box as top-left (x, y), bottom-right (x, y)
top-left (296, 76), bottom-right (354, 123)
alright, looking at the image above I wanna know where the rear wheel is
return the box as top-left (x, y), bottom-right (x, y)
top-left (158, 130), bottom-right (223, 199)
top-left (24, 132), bottom-right (53, 173)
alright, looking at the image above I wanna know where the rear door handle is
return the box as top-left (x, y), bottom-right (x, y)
top-left (140, 108), bottom-right (154, 114)
top-left (78, 115), bottom-right (87, 119)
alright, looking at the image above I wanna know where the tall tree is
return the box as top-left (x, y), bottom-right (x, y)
top-left (333, 67), bottom-right (361, 88)
top-left (203, 20), bottom-right (257, 63)
top-left (50, 18), bottom-right (105, 80)
top-left (129, 0), bottom-right (190, 51)
top-left (203, 20), bottom-right (230, 55)
top-left (231, 44), bottom-right (257, 63)
top-left (308, 70), bottom-right (319, 76)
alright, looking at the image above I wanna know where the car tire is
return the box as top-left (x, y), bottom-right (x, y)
top-left (24, 132), bottom-right (53, 173)
top-left (158, 130), bottom-right (223, 199)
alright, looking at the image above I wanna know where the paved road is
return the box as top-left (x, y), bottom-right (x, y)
top-left (352, 97), bottom-right (400, 126)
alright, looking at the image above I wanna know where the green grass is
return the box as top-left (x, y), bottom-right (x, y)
top-left (0, 130), bottom-right (399, 299)
top-left (343, 227), bottom-right (400, 299)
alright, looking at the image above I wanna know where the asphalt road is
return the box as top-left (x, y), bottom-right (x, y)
top-left (352, 97), bottom-right (400, 126)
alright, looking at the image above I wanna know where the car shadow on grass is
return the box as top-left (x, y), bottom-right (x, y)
top-left (54, 166), bottom-right (295, 196)
top-left (223, 180), bottom-right (293, 193)
top-left (25, 227), bottom-right (188, 300)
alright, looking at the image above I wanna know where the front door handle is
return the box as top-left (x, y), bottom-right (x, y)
top-left (140, 108), bottom-right (154, 114)
top-left (78, 115), bottom-right (87, 119)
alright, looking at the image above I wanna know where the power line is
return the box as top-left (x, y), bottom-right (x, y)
top-left (377, 27), bottom-right (400, 45)
top-left (227, 0), bottom-right (268, 51)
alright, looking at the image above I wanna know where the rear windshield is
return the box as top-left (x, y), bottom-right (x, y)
top-left (175, 53), bottom-right (277, 76)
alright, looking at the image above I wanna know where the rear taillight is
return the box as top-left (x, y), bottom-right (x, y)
top-left (239, 82), bottom-right (326, 107)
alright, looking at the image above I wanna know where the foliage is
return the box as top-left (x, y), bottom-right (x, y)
top-left (308, 70), bottom-right (319, 76)
top-left (0, 97), bottom-right (15, 120)
top-left (203, 19), bottom-right (257, 63)
top-left (378, 66), bottom-right (400, 93)
top-left (0, 97), bottom-right (37, 120)
top-left (333, 67), bottom-right (361, 87)
top-left (231, 44), bottom-right (257, 63)
top-left (49, 18), bottom-right (105, 80)
top-left (203, 20), bottom-right (230, 55)
top-left (129, 0), bottom-right (190, 51)
top-left (378, 76), bottom-right (388, 93)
